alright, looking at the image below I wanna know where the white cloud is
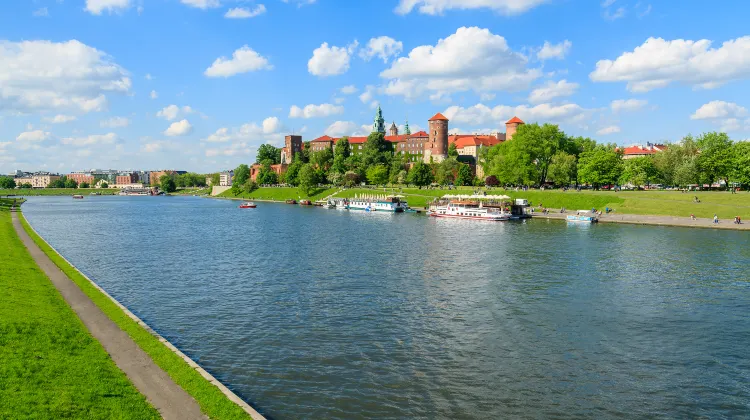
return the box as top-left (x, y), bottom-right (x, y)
top-left (537, 40), bottom-right (571, 60)
top-left (324, 121), bottom-right (362, 137)
top-left (145, 73), bottom-right (153, 80)
top-left (289, 103), bottom-right (344, 118)
top-left (380, 27), bottom-right (541, 99)
top-left (43, 115), bottom-right (77, 124)
top-left (611, 98), bottom-right (648, 113)
top-left (100, 116), bottom-right (130, 128)
top-left (225, 5), bottom-right (266, 18)
top-left (591, 36), bottom-right (750, 92)
top-left (596, 125), bottom-right (621, 135)
top-left (61, 133), bottom-right (118, 146)
top-left (142, 143), bottom-right (163, 153)
top-left (33, 7), bottom-right (49, 17)
top-left (17, 130), bottom-right (52, 143)
top-left (395, 0), bottom-right (550, 15)
top-left (359, 85), bottom-right (378, 106)
top-left (164, 119), bottom-right (193, 136)
top-left (85, 0), bottom-right (130, 15)
top-left (340, 85), bottom-right (358, 94)
top-left (156, 104), bottom-right (194, 121)
top-left (150, 90), bottom-right (158, 99)
top-left (308, 41), bottom-right (358, 77)
top-left (480, 93), bottom-right (496, 102)
top-left (204, 46), bottom-right (272, 77)
top-left (203, 118), bottom-right (284, 157)
top-left (691, 101), bottom-right (747, 120)
top-left (180, 0), bottom-right (220, 9)
top-left (262, 116), bottom-right (284, 134)
top-left (0, 40), bottom-right (129, 114)
top-left (528, 80), bottom-right (578, 103)
top-left (360, 36), bottom-right (403, 63)
top-left (603, 6), bottom-right (625, 20)
top-left (443, 102), bottom-right (589, 126)
top-left (601, 0), bottom-right (616, 7)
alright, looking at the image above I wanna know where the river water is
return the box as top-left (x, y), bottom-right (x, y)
top-left (22, 196), bottom-right (750, 419)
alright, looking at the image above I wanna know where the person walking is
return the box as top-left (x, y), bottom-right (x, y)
top-left (714, 214), bottom-right (719, 224)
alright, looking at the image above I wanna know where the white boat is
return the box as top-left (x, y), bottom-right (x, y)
top-left (324, 200), bottom-right (336, 209)
top-left (567, 211), bottom-right (599, 223)
top-left (428, 200), bottom-right (511, 221)
top-left (347, 194), bottom-right (407, 212)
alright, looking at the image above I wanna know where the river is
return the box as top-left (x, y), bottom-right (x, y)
top-left (22, 196), bottom-right (750, 419)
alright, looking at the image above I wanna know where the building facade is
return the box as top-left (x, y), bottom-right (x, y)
top-left (424, 113), bottom-right (450, 163)
top-left (280, 135), bottom-right (302, 164)
top-left (621, 143), bottom-right (667, 159)
top-left (116, 172), bottom-right (138, 185)
top-left (220, 171), bottom-right (233, 186)
top-left (15, 172), bottom-right (61, 188)
top-left (505, 116), bottom-right (525, 140)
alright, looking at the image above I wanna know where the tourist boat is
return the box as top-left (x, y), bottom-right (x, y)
top-left (567, 211), bottom-right (599, 223)
top-left (334, 199), bottom-right (349, 210)
top-left (89, 192), bottom-right (101, 196)
top-left (324, 200), bottom-right (336, 209)
top-left (427, 200), bottom-right (511, 221)
top-left (72, 194), bottom-right (84, 199)
top-left (239, 202), bottom-right (257, 209)
top-left (347, 194), bottom-right (408, 212)
top-left (285, 199), bottom-right (297, 205)
top-left (118, 187), bottom-right (154, 196)
top-left (299, 199), bottom-right (312, 206)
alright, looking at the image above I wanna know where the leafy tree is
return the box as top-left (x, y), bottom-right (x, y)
top-left (298, 142), bottom-right (311, 164)
top-left (486, 144), bottom-right (537, 185)
top-left (160, 174), bottom-right (177, 193)
top-left (298, 164), bottom-right (319, 195)
top-left (366, 165), bottom-right (389, 186)
top-left (331, 138), bottom-right (350, 174)
top-left (396, 170), bottom-right (408, 185)
top-left (233, 164), bottom-right (250, 186)
top-left (435, 158), bottom-right (461, 185)
top-left (363, 132), bottom-right (389, 168)
top-left (256, 144), bottom-right (281, 164)
top-left (489, 123), bottom-right (568, 185)
top-left (20, 183), bottom-right (32, 189)
top-left (619, 156), bottom-right (660, 187)
top-left (343, 171), bottom-right (360, 187)
top-left (256, 164), bottom-right (278, 185)
top-left (327, 171), bottom-right (343, 185)
top-left (455, 164), bottom-right (473, 186)
top-left (578, 146), bottom-right (623, 188)
top-left (484, 175), bottom-right (499, 187)
top-left (101, 182), bottom-right (109, 188)
top-left (408, 161), bottom-right (433, 187)
top-left (653, 137), bottom-right (700, 186)
top-left (546, 152), bottom-right (577, 186)
top-left (64, 178), bottom-right (77, 189)
top-left (389, 154), bottom-right (406, 184)
top-left (565, 136), bottom-right (597, 157)
top-left (242, 179), bottom-right (258, 194)
top-left (448, 143), bottom-right (459, 158)
top-left (696, 131), bottom-right (734, 186)
top-left (209, 173), bottom-right (221, 187)
top-left (0, 176), bottom-right (16, 189)
top-left (310, 148), bottom-right (334, 172)
top-left (285, 159), bottom-right (303, 186)
top-left (732, 141), bottom-right (750, 187)
top-left (230, 182), bottom-right (242, 196)
top-left (79, 181), bottom-right (90, 188)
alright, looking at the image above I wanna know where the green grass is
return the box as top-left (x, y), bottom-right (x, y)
top-left (0, 208), bottom-right (159, 419)
top-left (0, 188), bottom-right (118, 196)
top-left (173, 187), bottom-right (211, 196)
top-left (18, 214), bottom-right (252, 420)
top-left (218, 186), bottom-right (338, 201)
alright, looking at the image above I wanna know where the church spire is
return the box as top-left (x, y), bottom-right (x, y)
top-left (404, 118), bottom-right (411, 136)
top-left (372, 105), bottom-right (386, 134)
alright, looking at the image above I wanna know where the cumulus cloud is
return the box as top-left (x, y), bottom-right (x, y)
top-left (85, 0), bottom-right (130, 15)
top-left (611, 98), bottom-right (648, 112)
top-left (591, 36), bottom-right (750, 92)
top-left (528, 80), bottom-right (578, 103)
top-left (262, 116), bottom-right (284, 134)
top-left (150, 90), bottom-right (158, 99)
top-left (324, 121), bottom-right (367, 137)
top-left (308, 41), bottom-right (358, 77)
top-left (380, 27), bottom-right (541, 99)
top-left (443, 102), bottom-right (589, 126)
top-left (100, 116), bottom-right (130, 128)
top-left (203, 117), bottom-right (285, 157)
top-left (340, 85), bottom-right (358, 94)
top-left (17, 130), bottom-right (52, 143)
top-left (225, 5), bottom-right (266, 18)
top-left (180, 0), bottom-right (220, 9)
top-left (537, 40), bottom-right (571, 60)
top-left (61, 133), bottom-right (118, 146)
top-left (164, 119), bottom-right (193, 136)
top-left (43, 115), bottom-right (77, 124)
top-left (395, 0), bottom-right (550, 15)
top-left (289, 103), bottom-right (344, 118)
top-left (0, 40), bottom-right (129, 114)
top-left (596, 125), bottom-right (621, 135)
top-left (691, 100), bottom-right (747, 120)
top-left (156, 105), bottom-right (194, 121)
top-left (360, 36), bottom-right (403, 63)
top-left (204, 46), bottom-right (272, 77)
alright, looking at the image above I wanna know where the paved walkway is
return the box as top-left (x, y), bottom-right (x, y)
top-left (530, 210), bottom-right (750, 230)
top-left (11, 211), bottom-right (207, 420)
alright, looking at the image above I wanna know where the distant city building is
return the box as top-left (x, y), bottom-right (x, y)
top-left (251, 135), bottom-right (302, 182)
top-left (621, 143), bottom-right (667, 159)
top-left (14, 172), bottom-right (61, 188)
top-left (116, 172), bottom-right (138, 186)
top-left (220, 171), bottom-right (233, 186)
top-left (136, 171), bottom-right (150, 185)
top-left (149, 170), bottom-right (184, 186)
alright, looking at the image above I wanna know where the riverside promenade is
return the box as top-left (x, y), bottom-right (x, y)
top-left (10, 210), bottom-right (208, 420)
top-left (531, 210), bottom-right (750, 230)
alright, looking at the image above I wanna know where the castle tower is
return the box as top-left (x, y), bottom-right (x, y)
top-left (404, 119), bottom-right (411, 136)
top-left (424, 112), bottom-right (449, 163)
top-left (281, 135), bottom-right (302, 164)
top-left (505, 116), bottom-right (525, 141)
top-left (389, 122), bottom-right (398, 136)
top-left (372, 105), bottom-right (386, 134)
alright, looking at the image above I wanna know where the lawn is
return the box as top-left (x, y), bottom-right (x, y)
top-left (173, 187), bottom-right (211, 196)
top-left (0, 208), bottom-right (159, 419)
top-left (18, 214), bottom-right (253, 420)
top-left (0, 188), bottom-right (118, 196)
top-left (218, 186), bottom-right (338, 201)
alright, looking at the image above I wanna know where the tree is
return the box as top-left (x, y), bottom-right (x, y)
top-left (331, 138), bottom-right (350, 174)
top-left (101, 182), bottom-right (109, 188)
top-left (230, 182), bottom-right (242, 196)
top-left (233, 164), bottom-right (250, 186)
top-left (389, 154), bottom-right (406, 184)
top-left (484, 175), bottom-right (499, 187)
top-left (256, 164), bottom-right (278, 185)
top-left (363, 132), bottom-right (389, 168)
top-left (619, 156), bottom-right (660, 187)
top-left (242, 179), bottom-right (258, 194)
top-left (408, 161), bottom-right (433, 187)
top-left (310, 148), bottom-right (334, 172)
top-left (160, 174), bottom-right (177, 193)
top-left (489, 123), bottom-right (568, 186)
top-left (397, 170), bottom-right (408, 185)
top-left (19, 183), bottom-right (32, 189)
top-left (455, 164), bottom-right (473, 186)
top-left (327, 171), bottom-right (343, 185)
top-left (577, 146), bottom-right (623, 188)
top-left (485, 144), bottom-right (537, 186)
top-left (732, 141), bottom-right (750, 187)
top-left (435, 158), bottom-right (461, 185)
top-left (64, 177), bottom-right (78, 189)
top-left (653, 137), bottom-right (700, 187)
top-left (448, 143), bottom-right (459, 158)
top-left (696, 131), bottom-right (734, 186)
top-left (298, 164), bottom-right (319, 195)
top-left (285, 159), bottom-right (303, 186)
top-left (209, 173), bottom-right (221, 187)
top-left (256, 144), bottom-right (280, 165)
top-left (367, 165), bottom-right (389, 186)
top-left (79, 181), bottom-right (90, 188)
top-left (0, 176), bottom-right (16, 189)
top-left (546, 152), bottom-right (577, 186)
top-left (343, 171), bottom-right (360, 187)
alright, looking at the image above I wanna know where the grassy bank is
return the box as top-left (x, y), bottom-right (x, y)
top-left (18, 214), bottom-right (253, 419)
top-left (0, 208), bottom-right (159, 418)
top-left (0, 188), bottom-right (118, 196)
top-left (218, 186), bottom-right (337, 201)
top-left (173, 187), bottom-right (211, 196)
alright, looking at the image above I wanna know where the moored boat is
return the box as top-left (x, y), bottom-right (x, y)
top-left (299, 199), bottom-right (312, 206)
top-left (73, 194), bottom-right (84, 199)
top-left (285, 199), bottom-right (297, 205)
top-left (567, 211), bottom-right (599, 223)
top-left (239, 202), bottom-right (257, 208)
top-left (427, 200), bottom-right (511, 221)
top-left (347, 194), bottom-right (407, 212)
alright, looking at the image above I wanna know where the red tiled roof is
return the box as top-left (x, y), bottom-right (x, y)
top-left (428, 112), bottom-right (449, 121)
top-left (506, 116), bottom-right (524, 124)
top-left (620, 144), bottom-right (667, 155)
top-left (384, 135), bottom-right (408, 142)
top-left (411, 130), bottom-right (428, 137)
top-left (311, 135), bottom-right (334, 142)
top-left (449, 134), bottom-right (501, 149)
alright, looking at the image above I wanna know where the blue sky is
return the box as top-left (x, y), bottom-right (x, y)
top-left (2, 0), bottom-right (750, 173)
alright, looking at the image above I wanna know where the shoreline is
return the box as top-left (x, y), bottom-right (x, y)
top-left (530, 211), bottom-right (750, 231)
top-left (18, 210), bottom-right (266, 420)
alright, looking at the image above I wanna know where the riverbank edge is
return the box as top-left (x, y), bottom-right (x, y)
top-left (19, 211), bottom-right (266, 420)
top-left (530, 212), bottom-right (750, 231)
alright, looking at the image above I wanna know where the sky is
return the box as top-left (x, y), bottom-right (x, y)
top-left (2, 0), bottom-right (750, 174)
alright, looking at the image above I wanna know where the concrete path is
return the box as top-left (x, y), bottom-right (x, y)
top-left (530, 210), bottom-right (750, 230)
top-left (11, 212), bottom-right (207, 420)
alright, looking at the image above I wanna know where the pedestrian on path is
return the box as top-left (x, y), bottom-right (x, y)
top-left (714, 214), bottom-right (719, 224)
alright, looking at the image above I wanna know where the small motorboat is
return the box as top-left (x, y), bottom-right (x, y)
top-left (73, 195), bottom-right (84, 199)
top-left (239, 202), bottom-right (257, 208)
top-left (299, 199), bottom-right (312, 206)
top-left (285, 199), bottom-right (297, 205)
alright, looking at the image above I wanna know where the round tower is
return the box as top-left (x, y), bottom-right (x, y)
top-left (425, 112), bottom-right (449, 163)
